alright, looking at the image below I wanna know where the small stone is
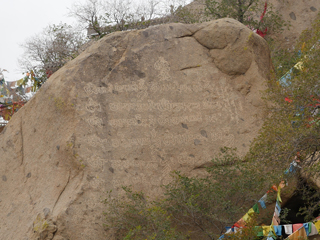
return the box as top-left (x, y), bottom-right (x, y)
top-left (310, 6), bottom-right (317, 12)
top-left (194, 139), bottom-right (200, 145)
top-left (200, 130), bottom-right (208, 138)
top-left (289, 12), bottom-right (296, 20)
top-left (26, 172), bottom-right (31, 178)
top-left (2, 175), bottom-right (7, 182)
top-left (181, 123), bottom-right (188, 129)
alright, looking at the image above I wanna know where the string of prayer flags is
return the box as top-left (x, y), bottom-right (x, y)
top-left (241, 221), bottom-right (319, 238)
top-left (278, 40), bottom-right (318, 88)
top-left (219, 159), bottom-right (303, 239)
top-left (267, 220), bottom-right (320, 239)
top-left (0, 71), bottom-right (39, 124)
top-left (224, 219), bottom-right (320, 239)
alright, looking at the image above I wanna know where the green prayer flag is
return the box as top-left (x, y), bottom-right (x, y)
top-left (308, 222), bottom-right (312, 234)
top-left (254, 226), bottom-right (263, 237)
top-left (253, 203), bottom-right (260, 214)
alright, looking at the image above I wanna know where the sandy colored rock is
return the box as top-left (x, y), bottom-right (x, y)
top-left (0, 19), bottom-right (270, 239)
top-left (194, 18), bottom-right (270, 76)
top-left (188, 0), bottom-right (320, 48)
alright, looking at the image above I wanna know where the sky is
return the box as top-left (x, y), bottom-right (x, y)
top-left (0, 0), bottom-right (83, 82)
top-left (0, 0), bottom-right (192, 82)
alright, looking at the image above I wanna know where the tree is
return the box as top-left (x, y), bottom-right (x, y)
top-left (19, 23), bottom-right (87, 80)
top-left (1, 23), bottom-right (89, 126)
top-left (135, 0), bottom-right (161, 23)
top-left (0, 68), bottom-right (27, 125)
top-left (68, 0), bottom-right (107, 37)
top-left (247, 13), bottom-right (320, 220)
top-left (205, 0), bottom-right (259, 24)
top-left (104, 0), bottom-right (138, 31)
top-left (69, 0), bottom-right (198, 37)
top-left (204, 0), bottom-right (288, 36)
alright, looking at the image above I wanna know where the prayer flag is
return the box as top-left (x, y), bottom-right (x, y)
top-left (314, 220), bottom-right (320, 233)
top-left (284, 225), bottom-right (293, 235)
top-left (253, 203), bottom-right (260, 214)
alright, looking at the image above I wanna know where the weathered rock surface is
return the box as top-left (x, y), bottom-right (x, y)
top-left (269, 0), bottom-right (320, 48)
top-left (0, 18), bottom-right (270, 239)
top-left (188, 0), bottom-right (320, 48)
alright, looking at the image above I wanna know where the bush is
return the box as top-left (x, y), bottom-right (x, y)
top-left (104, 149), bottom-right (281, 240)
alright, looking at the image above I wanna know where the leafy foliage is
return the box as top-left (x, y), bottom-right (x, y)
top-left (19, 23), bottom-right (87, 79)
top-left (245, 13), bottom-right (320, 223)
top-left (104, 149), bottom-right (281, 239)
top-left (248, 14), bottom-right (320, 175)
top-left (104, 187), bottom-right (185, 240)
top-left (70, 0), bottom-right (200, 37)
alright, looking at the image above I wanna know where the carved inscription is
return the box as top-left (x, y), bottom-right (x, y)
top-left (154, 57), bottom-right (171, 81)
top-left (81, 56), bottom-right (247, 190)
top-left (109, 115), bottom-right (202, 128)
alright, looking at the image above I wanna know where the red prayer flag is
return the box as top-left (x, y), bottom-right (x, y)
top-left (260, 2), bottom-right (268, 21)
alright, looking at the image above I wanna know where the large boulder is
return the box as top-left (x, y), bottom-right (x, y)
top-left (0, 18), bottom-right (270, 239)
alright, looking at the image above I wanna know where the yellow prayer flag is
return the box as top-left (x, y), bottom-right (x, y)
top-left (248, 208), bottom-right (255, 216)
top-left (314, 220), bottom-right (320, 233)
top-left (242, 213), bottom-right (250, 222)
top-left (4, 113), bottom-right (10, 121)
top-left (262, 226), bottom-right (271, 236)
top-left (277, 187), bottom-right (282, 203)
top-left (242, 208), bottom-right (256, 222)
top-left (17, 78), bottom-right (24, 86)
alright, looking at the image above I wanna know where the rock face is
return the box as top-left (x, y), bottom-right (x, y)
top-left (0, 19), bottom-right (270, 239)
top-left (188, 0), bottom-right (320, 48)
top-left (269, 0), bottom-right (320, 48)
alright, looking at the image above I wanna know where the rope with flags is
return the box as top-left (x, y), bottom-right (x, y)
top-left (0, 69), bottom-right (45, 124)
